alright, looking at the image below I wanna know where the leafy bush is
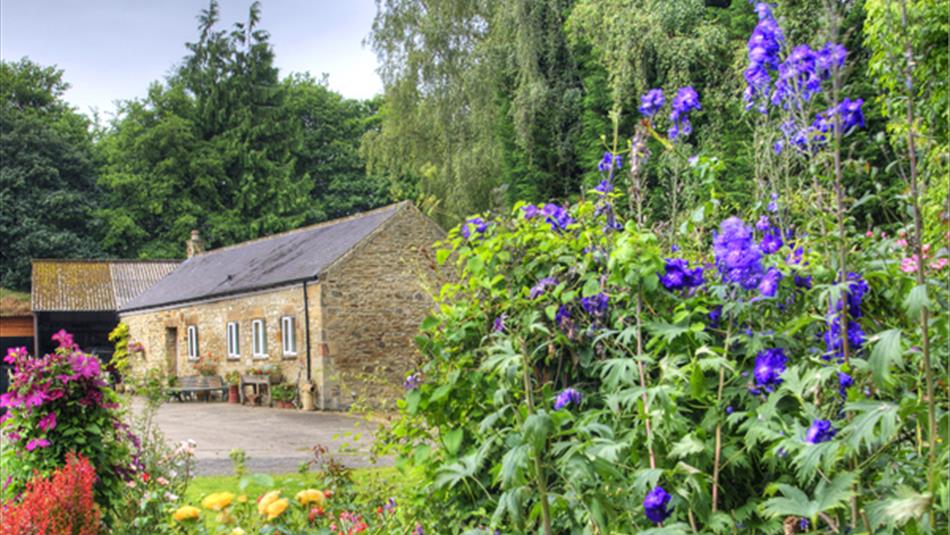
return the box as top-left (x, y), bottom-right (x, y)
top-left (0, 331), bottom-right (141, 523)
top-left (376, 4), bottom-right (949, 532)
top-left (0, 452), bottom-right (101, 535)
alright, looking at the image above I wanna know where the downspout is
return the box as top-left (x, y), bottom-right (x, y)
top-left (302, 280), bottom-right (312, 382)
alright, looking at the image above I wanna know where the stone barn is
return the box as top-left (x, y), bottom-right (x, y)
top-left (119, 201), bottom-right (444, 410)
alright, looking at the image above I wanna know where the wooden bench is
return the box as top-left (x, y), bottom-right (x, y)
top-left (168, 375), bottom-right (226, 402)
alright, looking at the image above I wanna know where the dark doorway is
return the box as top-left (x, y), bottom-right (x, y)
top-left (165, 327), bottom-right (178, 376)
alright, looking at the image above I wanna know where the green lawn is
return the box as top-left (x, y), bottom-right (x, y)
top-left (185, 466), bottom-right (406, 505)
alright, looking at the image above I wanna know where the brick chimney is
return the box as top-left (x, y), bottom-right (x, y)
top-left (186, 229), bottom-right (204, 258)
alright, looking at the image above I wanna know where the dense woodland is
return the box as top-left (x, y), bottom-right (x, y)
top-left (1, 0), bottom-right (947, 291)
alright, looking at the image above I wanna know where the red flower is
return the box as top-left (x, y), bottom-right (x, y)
top-left (309, 506), bottom-right (325, 522)
top-left (0, 453), bottom-right (101, 535)
top-left (141, 472), bottom-right (150, 483)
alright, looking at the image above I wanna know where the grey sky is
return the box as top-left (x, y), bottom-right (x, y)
top-left (0, 0), bottom-right (383, 118)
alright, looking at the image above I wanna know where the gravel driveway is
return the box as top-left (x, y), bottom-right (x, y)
top-left (140, 400), bottom-right (389, 475)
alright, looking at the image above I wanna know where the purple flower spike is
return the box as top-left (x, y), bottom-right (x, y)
top-left (553, 388), bottom-right (582, 410)
top-left (639, 88), bottom-right (665, 117)
top-left (580, 293), bottom-right (609, 318)
top-left (753, 348), bottom-right (787, 389)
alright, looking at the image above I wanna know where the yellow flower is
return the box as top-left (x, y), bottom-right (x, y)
top-left (172, 505), bottom-right (201, 522)
top-left (257, 490), bottom-right (282, 516)
top-left (265, 498), bottom-right (289, 520)
top-left (201, 491), bottom-right (235, 511)
top-left (295, 488), bottom-right (326, 506)
top-left (230, 529), bottom-right (246, 535)
top-left (237, 494), bottom-right (248, 503)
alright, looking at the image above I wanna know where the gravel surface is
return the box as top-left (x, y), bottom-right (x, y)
top-left (137, 399), bottom-right (391, 476)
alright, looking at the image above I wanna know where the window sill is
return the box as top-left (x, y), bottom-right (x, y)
top-left (227, 355), bottom-right (241, 360)
top-left (252, 355), bottom-right (269, 360)
top-left (282, 352), bottom-right (298, 359)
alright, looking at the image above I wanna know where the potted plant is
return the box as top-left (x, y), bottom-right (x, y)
top-left (271, 383), bottom-right (296, 409)
top-left (225, 370), bottom-right (241, 404)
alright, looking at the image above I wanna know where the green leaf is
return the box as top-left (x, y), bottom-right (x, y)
top-left (442, 428), bottom-right (464, 456)
top-left (670, 433), bottom-right (704, 459)
top-left (582, 277), bottom-right (601, 297)
top-left (903, 284), bottom-right (930, 317)
top-left (522, 412), bottom-right (552, 452)
top-left (868, 329), bottom-right (904, 388)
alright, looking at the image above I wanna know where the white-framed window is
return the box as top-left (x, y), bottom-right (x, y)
top-left (226, 321), bottom-right (240, 359)
top-left (252, 319), bottom-right (267, 358)
top-left (187, 325), bottom-right (199, 360)
top-left (281, 316), bottom-right (297, 356)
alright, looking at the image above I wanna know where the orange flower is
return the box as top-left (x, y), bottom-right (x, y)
top-left (264, 498), bottom-right (289, 520)
top-left (295, 488), bottom-right (326, 506)
top-left (172, 505), bottom-right (200, 522)
top-left (257, 490), bottom-right (281, 516)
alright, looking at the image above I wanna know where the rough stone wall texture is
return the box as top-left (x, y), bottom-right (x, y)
top-left (121, 284), bottom-right (317, 387)
top-left (319, 205), bottom-right (445, 410)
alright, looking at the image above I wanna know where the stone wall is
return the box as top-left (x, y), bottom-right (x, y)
top-left (318, 204), bottom-right (445, 410)
top-left (121, 283), bottom-right (319, 387)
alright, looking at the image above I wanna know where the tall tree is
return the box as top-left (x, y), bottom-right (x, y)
top-left (0, 59), bottom-right (102, 290)
top-left (98, 1), bottom-right (313, 257)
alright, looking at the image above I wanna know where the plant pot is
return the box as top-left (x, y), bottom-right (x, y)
top-left (228, 385), bottom-right (239, 404)
top-left (276, 400), bottom-right (294, 409)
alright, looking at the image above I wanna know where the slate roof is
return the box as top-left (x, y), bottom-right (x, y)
top-left (31, 260), bottom-right (181, 312)
top-left (120, 202), bottom-right (406, 312)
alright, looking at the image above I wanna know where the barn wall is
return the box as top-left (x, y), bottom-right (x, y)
top-left (120, 284), bottom-right (319, 388)
top-left (319, 205), bottom-right (444, 410)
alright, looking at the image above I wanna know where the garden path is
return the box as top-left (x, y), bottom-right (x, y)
top-left (135, 399), bottom-right (389, 476)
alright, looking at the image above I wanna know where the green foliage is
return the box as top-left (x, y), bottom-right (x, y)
top-left (0, 58), bottom-right (103, 290)
top-left (109, 322), bottom-right (131, 379)
top-left (94, 1), bottom-right (388, 259)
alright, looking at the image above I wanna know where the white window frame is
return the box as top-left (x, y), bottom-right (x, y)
top-left (281, 316), bottom-right (297, 357)
top-left (187, 325), bottom-right (199, 360)
top-left (252, 319), bottom-right (267, 359)
top-left (226, 321), bottom-right (240, 359)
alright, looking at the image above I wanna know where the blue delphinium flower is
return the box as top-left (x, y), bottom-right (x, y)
top-left (581, 293), bottom-right (609, 318)
top-left (460, 217), bottom-right (487, 239)
top-left (816, 42), bottom-right (847, 76)
top-left (553, 387), bottom-right (582, 410)
top-left (794, 274), bottom-right (813, 289)
top-left (713, 216), bottom-right (764, 289)
top-left (753, 348), bottom-right (787, 391)
top-left (669, 87), bottom-right (701, 140)
top-left (529, 277), bottom-right (558, 299)
top-left (767, 192), bottom-right (779, 212)
top-left (643, 486), bottom-right (672, 524)
top-left (639, 88), bottom-right (665, 117)
top-left (660, 258), bottom-right (704, 291)
top-left (542, 204), bottom-right (574, 232)
top-left (838, 372), bottom-right (853, 399)
top-left (404, 373), bottom-right (422, 390)
top-left (760, 229), bottom-right (784, 254)
top-left (522, 204), bottom-right (541, 219)
top-left (598, 152), bottom-right (623, 173)
top-left (493, 313), bottom-right (507, 333)
top-left (772, 44), bottom-right (823, 109)
top-left (594, 179), bottom-right (614, 195)
top-left (756, 215), bottom-right (772, 232)
top-left (823, 315), bottom-right (866, 360)
top-left (707, 305), bottom-right (723, 329)
top-left (555, 305), bottom-right (573, 333)
top-left (743, 3), bottom-right (784, 112)
top-left (805, 419), bottom-right (837, 444)
top-left (834, 272), bottom-right (870, 318)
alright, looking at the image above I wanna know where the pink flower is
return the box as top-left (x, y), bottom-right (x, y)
top-left (865, 230), bottom-right (873, 238)
top-left (929, 258), bottom-right (948, 271)
top-left (901, 257), bottom-right (918, 273)
top-left (156, 476), bottom-right (169, 486)
top-left (25, 438), bottom-right (50, 451)
top-left (880, 232), bottom-right (887, 238)
top-left (38, 412), bottom-right (57, 432)
top-left (3, 347), bottom-right (27, 364)
top-left (896, 239), bottom-right (908, 248)
top-left (51, 329), bottom-right (77, 350)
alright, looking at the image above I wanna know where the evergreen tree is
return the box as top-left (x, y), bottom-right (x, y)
top-left (0, 59), bottom-right (102, 290)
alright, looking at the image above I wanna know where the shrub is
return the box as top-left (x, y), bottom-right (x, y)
top-left (0, 331), bottom-right (140, 523)
top-left (0, 452), bottom-right (102, 535)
